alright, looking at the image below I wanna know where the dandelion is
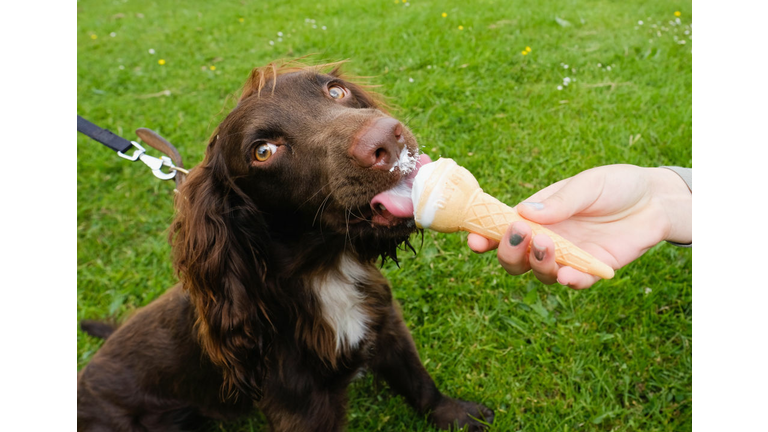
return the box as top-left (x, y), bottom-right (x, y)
top-left (442, 12), bottom-right (447, 18)
top-left (458, 25), bottom-right (464, 30)
top-left (148, 48), bottom-right (155, 54)
top-left (209, 65), bottom-right (216, 71)
top-left (525, 46), bottom-right (531, 53)
top-left (521, 50), bottom-right (527, 55)
top-left (238, 18), bottom-right (244, 23)
top-left (90, 34), bottom-right (98, 39)
top-left (158, 59), bottom-right (166, 65)
top-left (674, 11), bottom-right (681, 17)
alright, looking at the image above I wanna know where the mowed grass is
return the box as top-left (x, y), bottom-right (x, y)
top-left (77, 0), bottom-right (692, 431)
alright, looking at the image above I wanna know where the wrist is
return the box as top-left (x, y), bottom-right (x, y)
top-left (650, 167), bottom-right (692, 244)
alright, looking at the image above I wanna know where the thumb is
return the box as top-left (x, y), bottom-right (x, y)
top-left (517, 172), bottom-right (604, 225)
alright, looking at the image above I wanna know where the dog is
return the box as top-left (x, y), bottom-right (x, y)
top-left (77, 61), bottom-right (494, 431)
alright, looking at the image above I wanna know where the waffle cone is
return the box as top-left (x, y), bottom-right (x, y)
top-left (414, 158), bottom-right (614, 279)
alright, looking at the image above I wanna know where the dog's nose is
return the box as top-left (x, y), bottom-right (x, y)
top-left (349, 117), bottom-right (405, 171)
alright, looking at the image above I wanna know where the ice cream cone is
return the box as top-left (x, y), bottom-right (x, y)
top-left (412, 158), bottom-right (614, 280)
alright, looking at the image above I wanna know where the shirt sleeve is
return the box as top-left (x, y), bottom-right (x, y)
top-left (661, 166), bottom-right (692, 247)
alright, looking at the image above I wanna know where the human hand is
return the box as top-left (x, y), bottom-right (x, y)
top-left (467, 165), bottom-right (692, 289)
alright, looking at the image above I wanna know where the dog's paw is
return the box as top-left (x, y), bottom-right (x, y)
top-left (429, 397), bottom-right (494, 431)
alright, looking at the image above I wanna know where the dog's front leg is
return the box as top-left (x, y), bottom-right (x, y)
top-left (258, 370), bottom-right (349, 432)
top-left (371, 305), bottom-right (494, 431)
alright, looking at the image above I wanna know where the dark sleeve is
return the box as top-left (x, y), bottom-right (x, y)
top-left (661, 166), bottom-right (692, 247)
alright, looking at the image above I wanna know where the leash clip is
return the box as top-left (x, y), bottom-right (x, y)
top-left (117, 141), bottom-right (177, 181)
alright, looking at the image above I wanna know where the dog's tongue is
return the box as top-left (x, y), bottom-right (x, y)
top-left (371, 154), bottom-right (432, 222)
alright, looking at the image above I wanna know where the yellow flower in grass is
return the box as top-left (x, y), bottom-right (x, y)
top-left (239, 18), bottom-right (244, 23)
top-left (525, 46), bottom-right (532, 53)
top-left (521, 50), bottom-right (528, 55)
top-left (458, 25), bottom-right (464, 30)
top-left (442, 12), bottom-right (447, 18)
top-left (209, 65), bottom-right (216, 71)
top-left (158, 59), bottom-right (166, 65)
top-left (90, 34), bottom-right (98, 39)
top-left (674, 11), bottom-right (681, 17)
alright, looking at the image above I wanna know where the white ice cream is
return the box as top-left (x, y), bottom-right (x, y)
top-left (411, 158), bottom-right (455, 229)
top-left (389, 146), bottom-right (419, 174)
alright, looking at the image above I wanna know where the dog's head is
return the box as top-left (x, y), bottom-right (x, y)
top-left (208, 62), bottom-right (429, 246)
top-left (170, 61), bottom-right (428, 400)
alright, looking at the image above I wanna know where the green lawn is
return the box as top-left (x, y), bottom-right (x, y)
top-left (77, 0), bottom-right (692, 430)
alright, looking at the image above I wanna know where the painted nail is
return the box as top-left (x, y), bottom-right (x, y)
top-left (522, 202), bottom-right (544, 210)
top-left (509, 231), bottom-right (526, 246)
top-left (533, 242), bottom-right (546, 261)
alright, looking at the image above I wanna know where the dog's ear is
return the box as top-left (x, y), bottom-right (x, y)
top-left (170, 139), bottom-right (273, 401)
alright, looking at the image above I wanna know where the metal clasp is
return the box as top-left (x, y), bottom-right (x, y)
top-left (117, 141), bottom-right (177, 181)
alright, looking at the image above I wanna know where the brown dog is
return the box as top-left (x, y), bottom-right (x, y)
top-left (77, 62), bottom-right (494, 432)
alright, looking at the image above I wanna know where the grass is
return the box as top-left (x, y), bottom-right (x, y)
top-left (77, 0), bottom-right (692, 430)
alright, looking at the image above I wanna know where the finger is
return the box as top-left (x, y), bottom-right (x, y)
top-left (556, 266), bottom-right (600, 290)
top-left (517, 169), bottom-right (606, 225)
top-left (520, 178), bottom-right (569, 203)
top-left (529, 234), bottom-right (559, 285)
top-left (467, 233), bottom-right (499, 253)
top-left (497, 222), bottom-right (533, 275)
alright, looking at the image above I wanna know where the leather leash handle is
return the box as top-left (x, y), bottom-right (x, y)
top-left (77, 115), bottom-right (134, 154)
top-left (135, 128), bottom-right (186, 187)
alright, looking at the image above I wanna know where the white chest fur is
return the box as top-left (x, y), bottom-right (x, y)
top-left (313, 254), bottom-right (372, 353)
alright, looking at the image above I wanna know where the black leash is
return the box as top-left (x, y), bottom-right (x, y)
top-left (77, 115), bottom-right (187, 184)
top-left (77, 115), bottom-right (134, 154)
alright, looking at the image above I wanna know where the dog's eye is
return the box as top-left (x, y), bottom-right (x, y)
top-left (253, 142), bottom-right (278, 162)
top-left (328, 85), bottom-right (348, 100)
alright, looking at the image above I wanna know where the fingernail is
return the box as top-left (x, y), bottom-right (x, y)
top-left (533, 241), bottom-right (546, 261)
top-left (522, 202), bottom-right (544, 210)
top-left (509, 230), bottom-right (526, 246)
